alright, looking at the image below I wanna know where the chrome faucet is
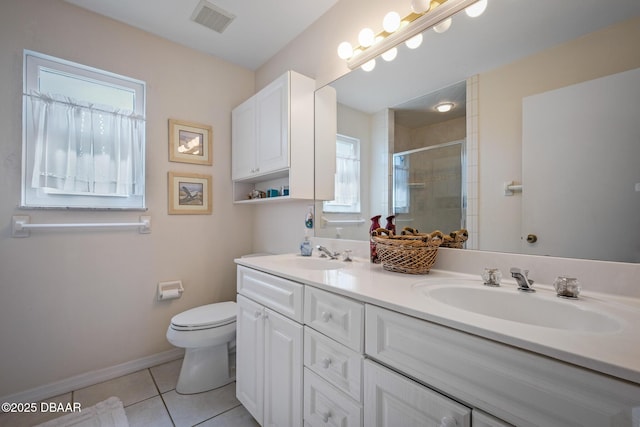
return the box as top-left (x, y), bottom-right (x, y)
top-left (510, 268), bottom-right (535, 292)
top-left (316, 245), bottom-right (339, 260)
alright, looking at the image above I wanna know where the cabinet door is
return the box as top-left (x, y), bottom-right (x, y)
top-left (364, 360), bottom-right (471, 427)
top-left (256, 73), bottom-right (289, 175)
top-left (236, 295), bottom-right (264, 425)
top-left (263, 308), bottom-right (303, 427)
top-left (231, 97), bottom-right (256, 180)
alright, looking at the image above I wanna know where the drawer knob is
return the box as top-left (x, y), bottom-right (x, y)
top-left (320, 410), bottom-right (331, 423)
top-left (320, 311), bottom-right (332, 322)
top-left (440, 416), bottom-right (457, 427)
top-left (320, 357), bottom-right (332, 368)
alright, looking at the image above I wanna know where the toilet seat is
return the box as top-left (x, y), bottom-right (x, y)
top-left (170, 301), bottom-right (237, 331)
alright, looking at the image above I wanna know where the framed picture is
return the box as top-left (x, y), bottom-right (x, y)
top-left (168, 171), bottom-right (212, 214)
top-left (169, 119), bottom-right (213, 165)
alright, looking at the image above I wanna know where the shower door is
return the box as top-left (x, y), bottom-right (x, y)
top-left (393, 140), bottom-right (466, 235)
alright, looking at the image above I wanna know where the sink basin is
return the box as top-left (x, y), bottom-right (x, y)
top-left (414, 283), bottom-right (622, 333)
top-left (289, 257), bottom-right (345, 270)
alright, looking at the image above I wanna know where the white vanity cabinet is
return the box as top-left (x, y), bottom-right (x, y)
top-left (303, 286), bottom-right (364, 427)
top-left (364, 359), bottom-right (471, 427)
top-left (236, 266), bottom-right (303, 426)
top-left (365, 304), bottom-right (639, 427)
top-left (231, 70), bottom-right (315, 203)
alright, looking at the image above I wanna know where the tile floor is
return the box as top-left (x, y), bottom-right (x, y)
top-left (0, 358), bottom-right (260, 427)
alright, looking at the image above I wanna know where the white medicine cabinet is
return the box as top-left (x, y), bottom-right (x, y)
top-left (231, 70), bottom-right (320, 204)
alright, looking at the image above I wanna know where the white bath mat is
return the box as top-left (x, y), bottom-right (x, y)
top-left (34, 397), bottom-right (128, 427)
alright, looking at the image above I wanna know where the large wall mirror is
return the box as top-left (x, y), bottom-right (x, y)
top-left (315, 0), bottom-right (640, 263)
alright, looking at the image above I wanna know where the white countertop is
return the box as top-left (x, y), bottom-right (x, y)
top-left (235, 253), bottom-right (640, 385)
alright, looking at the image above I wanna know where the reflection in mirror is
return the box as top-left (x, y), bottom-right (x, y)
top-left (316, 81), bottom-right (467, 241)
top-left (393, 140), bottom-right (465, 235)
top-left (314, 0), bottom-right (640, 263)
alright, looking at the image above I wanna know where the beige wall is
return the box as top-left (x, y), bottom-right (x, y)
top-left (0, 0), bottom-right (255, 398)
top-left (255, 8), bottom-right (640, 255)
top-left (478, 17), bottom-right (640, 252)
top-left (256, 0), bottom-right (394, 89)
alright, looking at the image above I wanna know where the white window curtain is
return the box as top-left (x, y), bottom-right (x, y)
top-left (324, 135), bottom-right (360, 212)
top-left (394, 155), bottom-right (409, 213)
top-left (335, 153), bottom-right (359, 206)
top-left (28, 92), bottom-right (145, 197)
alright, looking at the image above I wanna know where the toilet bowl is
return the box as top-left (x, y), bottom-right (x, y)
top-left (166, 301), bottom-right (237, 394)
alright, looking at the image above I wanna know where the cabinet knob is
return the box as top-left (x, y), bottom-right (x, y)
top-left (320, 311), bottom-right (332, 322)
top-left (263, 312), bottom-right (269, 320)
top-left (320, 357), bottom-right (332, 369)
top-left (254, 311), bottom-right (262, 319)
top-left (319, 410), bottom-right (331, 423)
top-left (439, 416), bottom-right (457, 427)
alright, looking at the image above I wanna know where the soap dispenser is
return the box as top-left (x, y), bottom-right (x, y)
top-left (300, 232), bottom-right (313, 257)
top-left (301, 207), bottom-right (314, 256)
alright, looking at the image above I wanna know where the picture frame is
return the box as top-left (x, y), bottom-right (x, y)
top-left (169, 119), bottom-right (213, 165)
top-left (168, 171), bottom-right (212, 215)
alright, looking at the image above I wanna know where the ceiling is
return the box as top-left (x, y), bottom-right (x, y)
top-left (64, 0), bottom-right (339, 71)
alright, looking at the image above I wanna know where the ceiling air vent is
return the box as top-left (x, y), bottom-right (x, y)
top-left (191, 0), bottom-right (236, 34)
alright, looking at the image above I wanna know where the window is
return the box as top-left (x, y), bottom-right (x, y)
top-left (323, 134), bottom-right (360, 213)
top-left (22, 50), bottom-right (146, 209)
top-left (393, 154), bottom-right (410, 213)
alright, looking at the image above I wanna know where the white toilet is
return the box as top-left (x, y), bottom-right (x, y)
top-left (166, 301), bottom-right (237, 394)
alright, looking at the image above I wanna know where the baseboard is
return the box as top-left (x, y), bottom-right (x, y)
top-left (1, 348), bottom-right (185, 404)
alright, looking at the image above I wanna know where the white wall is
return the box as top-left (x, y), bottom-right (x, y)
top-left (0, 0), bottom-right (255, 399)
top-left (478, 17), bottom-right (640, 253)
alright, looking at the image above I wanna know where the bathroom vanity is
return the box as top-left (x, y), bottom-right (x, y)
top-left (235, 254), bottom-right (640, 427)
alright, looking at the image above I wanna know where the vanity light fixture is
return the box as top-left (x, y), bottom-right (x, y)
top-left (337, 0), bottom-right (487, 71)
top-left (435, 102), bottom-right (454, 112)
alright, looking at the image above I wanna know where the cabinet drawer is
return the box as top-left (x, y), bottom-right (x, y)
top-left (473, 410), bottom-right (514, 427)
top-left (364, 359), bottom-right (471, 427)
top-left (304, 326), bottom-right (363, 402)
top-left (365, 304), bottom-right (640, 427)
top-left (237, 266), bottom-right (303, 322)
top-left (304, 286), bottom-right (364, 352)
top-left (304, 368), bottom-right (362, 427)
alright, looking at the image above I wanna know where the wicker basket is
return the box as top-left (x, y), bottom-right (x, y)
top-left (371, 228), bottom-right (443, 274)
top-left (440, 228), bottom-right (469, 249)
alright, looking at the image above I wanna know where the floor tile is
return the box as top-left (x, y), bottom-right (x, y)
top-left (125, 395), bottom-right (173, 427)
top-left (150, 358), bottom-right (182, 393)
top-left (0, 393), bottom-right (72, 427)
top-left (162, 382), bottom-right (239, 427)
top-left (198, 404), bottom-right (260, 427)
top-left (73, 369), bottom-right (158, 408)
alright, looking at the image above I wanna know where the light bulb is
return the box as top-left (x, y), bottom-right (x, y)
top-left (358, 28), bottom-right (375, 47)
top-left (411, 0), bottom-right (431, 14)
top-left (433, 18), bottom-right (452, 34)
top-left (381, 47), bottom-right (398, 62)
top-left (337, 42), bottom-right (353, 60)
top-left (383, 11), bottom-right (401, 33)
top-left (405, 33), bottom-right (423, 49)
top-left (465, 0), bottom-right (488, 18)
top-left (361, 59), bottom-right (376, 72)
top-left (435, 102), bottom-right (454, 113)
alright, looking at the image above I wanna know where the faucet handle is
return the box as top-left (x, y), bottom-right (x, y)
top-left (509, 267), bottom-right (526, 276)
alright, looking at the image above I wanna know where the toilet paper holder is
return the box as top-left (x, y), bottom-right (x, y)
top-left (158, 280), bottom-right (184, 301)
